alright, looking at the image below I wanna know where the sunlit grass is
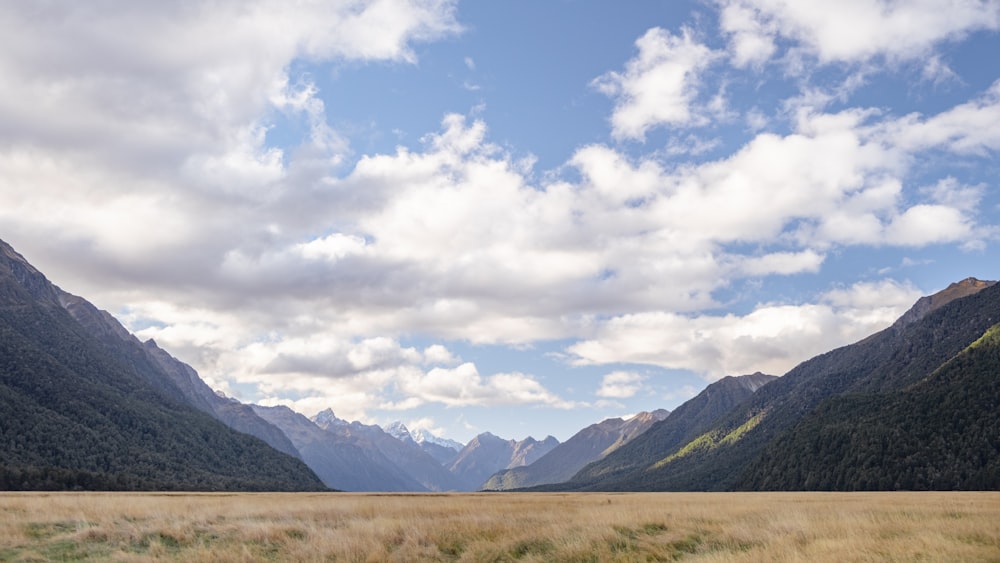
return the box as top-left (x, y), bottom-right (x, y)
top-left (0, 491), bottom-right (997, 561)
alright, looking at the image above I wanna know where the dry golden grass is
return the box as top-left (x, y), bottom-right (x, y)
top-left (0, 491), bottom-right (997, 561)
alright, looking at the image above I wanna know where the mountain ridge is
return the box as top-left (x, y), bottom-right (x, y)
top-left (552, 372), bottom-right (776, 489)
top-left (483, 409), bottom-right (669, 490)
top-left (561, 279), bottom-right (1000, 491)
top-left (448, 432), bottom-right (559, 490)
top-left (0, 238), bottom-right (325, 491)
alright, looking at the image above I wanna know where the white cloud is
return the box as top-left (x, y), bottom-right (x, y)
top-left (1, 1), bottom-right (995, 429)
top-left (0, 0), bottom-right (460, 276)
top-left (885, 80), bottom-right (1000, 154)
top-left (395, 363), bottom-right (576, 408)
top-left (717, 0), bottom-right (1000, 66)
top-left (422, 344), bottom-right (460, 365)
top-left (101, 86), bottom-right (996, 402)
top-left (567, 279), bottom-right (922, 379)
top-left (596, 371), bottom-right (647, 399)
top-left (737, 250), bottom-right (825, 277)
top-left (885, 205), bottom-right (973, 246)
top-left (593, 27), bottom-right (720, 140)
top-left (405, 417), bottom-right (449, 439)
top-left (718, 1), bottom-right (777, 67)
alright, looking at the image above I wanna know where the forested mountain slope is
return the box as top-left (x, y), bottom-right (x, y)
top-left (544, 373), bottom-right (775, 490)
top-left (561, 279), bottom-right (999, 491)
top-left (0, 238), bottom-right (325, 491)
top-left (738, 323), bottom-right (1000, 490)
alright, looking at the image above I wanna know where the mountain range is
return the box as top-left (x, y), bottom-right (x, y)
top-left (539, 278), bottom-right (1000, 492)
top-left (2, 236), bottom-right (998, 492)
top-left (482, 409), bottom-right (670, 490)
top-left (447, 432), bottom-right (560, 490)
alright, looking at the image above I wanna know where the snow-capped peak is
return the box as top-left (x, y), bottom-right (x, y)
top-left (410, 428), bottom-right (464, 451)
top-left (385, 421), bottom-right (416, 444)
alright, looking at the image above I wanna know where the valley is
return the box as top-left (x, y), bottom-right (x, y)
top-left (1, 491), bottom-right (998, 561)
top-left (3, 236), bottom-right (1000, 493)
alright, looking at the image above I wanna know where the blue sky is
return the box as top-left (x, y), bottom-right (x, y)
top-left (1, 0), bottom-right (998, 443)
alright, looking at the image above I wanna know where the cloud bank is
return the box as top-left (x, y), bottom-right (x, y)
top-left (0, 0), bottom-right (996, 430)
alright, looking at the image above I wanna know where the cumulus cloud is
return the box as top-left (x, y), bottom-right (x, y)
top-left (567, 279), bottom-right (923, 378)
top-left (596, 371), bottom-right (647, 399)
top-left (717, 0), bottom-right (1000, 66)
top-left (394, 363), bottom-right (577, 409)
top-left (593, 27), bottom-right (720, 140)
top-left (885, 80), bottom-right (1000, 154)
top-left (718, 1), bottom-right (777, 67)
top-left (1, 1), bottom-right (995, 428)
top-left (0, 0), bottom-right (460, 275)
top-left (78, 85), bottom-right (999, 400)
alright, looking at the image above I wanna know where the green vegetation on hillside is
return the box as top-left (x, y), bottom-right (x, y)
top-left (737, 323), bottom-right (1000, 491)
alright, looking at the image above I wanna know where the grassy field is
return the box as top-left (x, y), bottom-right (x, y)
top-left (0, 492), bottom-right (998, 561)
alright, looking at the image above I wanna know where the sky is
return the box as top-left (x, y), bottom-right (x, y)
top-left (1, 0), bottom-right (999, 444)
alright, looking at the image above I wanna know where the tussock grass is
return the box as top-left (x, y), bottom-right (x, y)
top-left (0, 491), bottom-right (997, 561)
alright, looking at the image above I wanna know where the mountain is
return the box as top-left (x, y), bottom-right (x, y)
top-left (59, 291), bottom-right (301, 460)
top-left (560, 372), bottom-right (776, 488)
top-left (403, 426), bottom-right (465, 466)
top-left (251, 405), bottom-right (426, 491)
top-left (738, 322), bottom-right (1000, 491)
top-left (312, 410), bottom-right (463, 491)
top-left (386, 422), bottom-right (465, 466)
top-left (411, 428), bottom-right (465, 452)
top-left (563, 278), bottom-right (999, 491)
top-left (447, 432), bottom-right (559, 490)
top-left (385, 421), bottom-right (417, 445)
top-left (0, 238), bottom-right (325, 491)
top-left (482, 409), bottom-right (670, 490)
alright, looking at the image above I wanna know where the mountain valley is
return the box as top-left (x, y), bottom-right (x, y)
top-left (2, 237), bottom-right (998, 492)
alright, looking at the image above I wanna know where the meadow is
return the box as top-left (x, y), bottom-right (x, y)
top-left (0, 491), bottom-right (998, 561)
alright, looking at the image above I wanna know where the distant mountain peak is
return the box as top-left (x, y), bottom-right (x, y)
top-left (895, 277), bottom-right (997, 329)
top-left (311, 408), bottom-right (348, 428)
top-left (385, 421), bottom-right (416, 444)
top-left (0, 239), bottom-right (36, 270)
top-left (410, 428), bottom-right (464, 451)
top-left (0, 238), bottom-right (60, 304)
top-left (735, 372), bottom-right (777, 392)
